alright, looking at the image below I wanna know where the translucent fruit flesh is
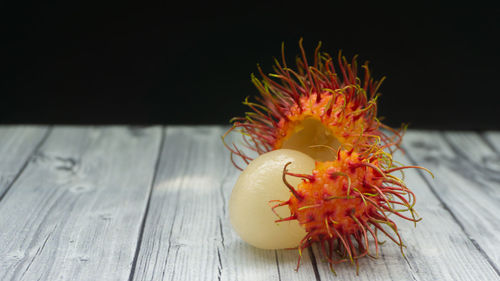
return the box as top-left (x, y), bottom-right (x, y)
top-left (229, 149), bottom-right (314, 249)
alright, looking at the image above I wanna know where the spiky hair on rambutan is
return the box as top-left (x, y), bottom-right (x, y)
top-left (223, 40), bottom-right (432, 274)
top-left (273, 148), bottom-right (431, 274)
top-left (222, 39), bottom-right (405, 169)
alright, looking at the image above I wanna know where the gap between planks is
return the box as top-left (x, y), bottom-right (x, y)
top-left (128, 126), bottom-right (166, 281)
top-left (0, 126), bottom-right (52, 201)
top-left (0, 126), bottom-right (164, 281)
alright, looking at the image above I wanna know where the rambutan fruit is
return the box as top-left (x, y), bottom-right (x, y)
top-left (275, 149), bottom-right (429, 273)
top-left (223, 39), bottom-right (403, 167)
top-left (224, 40), bottom-right (432, 274)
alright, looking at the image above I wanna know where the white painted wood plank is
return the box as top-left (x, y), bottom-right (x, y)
top-left (0, 126), bottom-right (162, 281)
top-left (444, 131), bottom-right (500, 200)
top-left (403, 130), bottom-right (500, 276)
top-left (393, 145), bottom-right (498, 280)
top-left (484, 131), bottom-right (500, 154)
top-left (132, 126), bottom-right (318, 281)
top-left (132, 126), bottom-right (229, 281)
top-left (442, 132), bottom-right (500, 263)
top-left (0, 126), bottom-right (48, 198)
top-left (275, 248), bottom-right (317, 281)
top-left (483, 131), bottom-right (500, 184)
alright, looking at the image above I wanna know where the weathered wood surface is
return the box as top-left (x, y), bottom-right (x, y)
top-left (0, 126), bottom-right (499, 281)
top-left (0, 126), bottom-right (162, 281)
top-left (404, 131), bottom-right (500, 274)
top-left (131, 126), bottom-right (226, 281)
top-left (131, 126), bottom-right (318, 281)
top-left (0, 126), bottom-right (49, 198)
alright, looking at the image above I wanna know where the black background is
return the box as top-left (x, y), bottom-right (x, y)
top-left (2, 2), bottom-right (499, 129)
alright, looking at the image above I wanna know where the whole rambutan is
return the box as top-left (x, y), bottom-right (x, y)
top-left (274, 149), bottom-right (428, 273)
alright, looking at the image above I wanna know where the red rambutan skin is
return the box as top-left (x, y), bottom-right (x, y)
top-left (222, 40), bottom-right (433, 274)
top-left (289, 151), bottom-right (382, 237)
top-left (223, 40), bottom-right (404, 170)
top-left (274, 150), bottom-right (428, 273)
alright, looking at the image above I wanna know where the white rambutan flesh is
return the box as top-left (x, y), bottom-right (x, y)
top-left (229, 149), bottom-right (314, 249)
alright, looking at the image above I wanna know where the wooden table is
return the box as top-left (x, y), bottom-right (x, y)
top-left (0, 126), bottom-right (499, 281)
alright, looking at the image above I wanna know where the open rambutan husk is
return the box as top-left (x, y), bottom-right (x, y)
top-left (223, 40), bottom-right (432, 274)
top-left (222, 39), bottom-right (404, 169)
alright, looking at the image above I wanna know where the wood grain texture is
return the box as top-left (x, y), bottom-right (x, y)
top-left (1, 126), bottom-right (499, 281)
top-left (132, 126), bottom-right (319, 281)
top-left (0, 126), bottom-right (49, 198)
top-left (483, 131), bottom-right (500, 154)
top-left (403, 130), bottom-right (500, 275)
top-left (0, 126), bottom-right (162, 281)
top-left (131, 126), bottom-right (226, 281)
